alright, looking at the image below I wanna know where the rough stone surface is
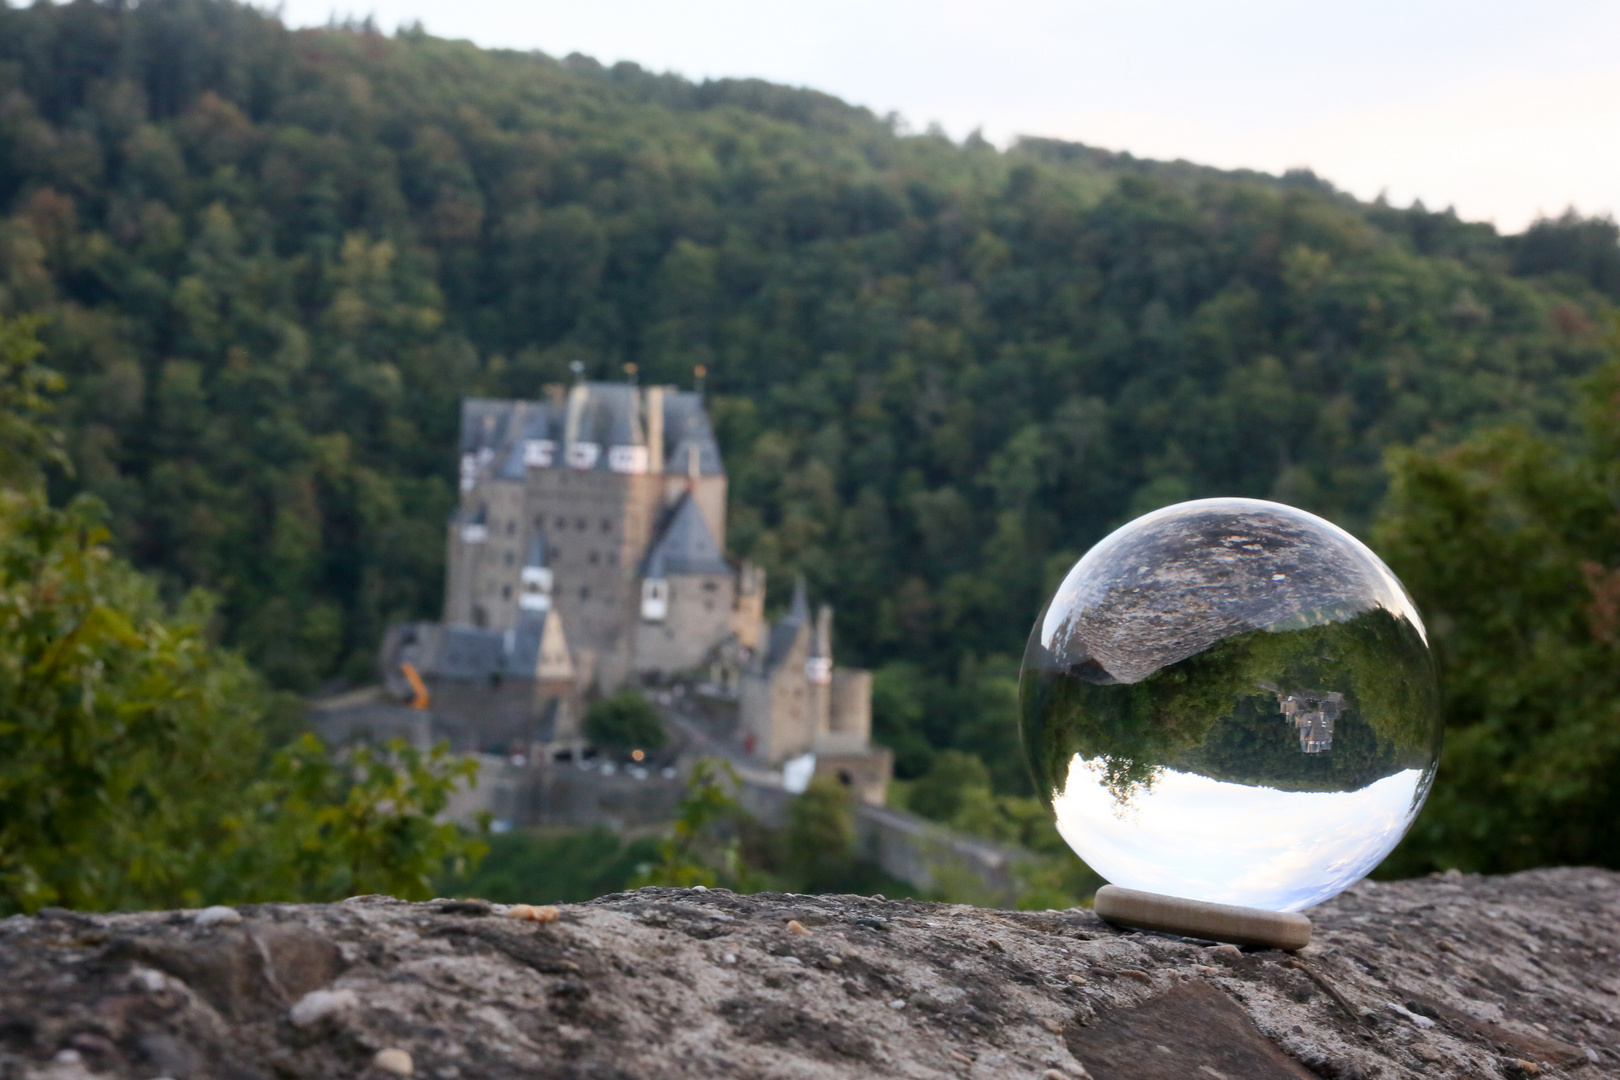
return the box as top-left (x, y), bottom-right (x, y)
top-left (2, 868), bottom-right (1618, 1079)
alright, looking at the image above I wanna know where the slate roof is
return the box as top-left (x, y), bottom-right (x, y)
top-left (643, 494), bottom-right (730, 578)
top-left (457, 386), bottom-right (723, 478)
top-left (416, 612), bottom-right (565, 681)
top-left (762, 578), bottom-right (811, 671)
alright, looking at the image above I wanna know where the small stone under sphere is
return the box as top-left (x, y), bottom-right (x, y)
top-left (1019, 498), bottom-right (1442, 912)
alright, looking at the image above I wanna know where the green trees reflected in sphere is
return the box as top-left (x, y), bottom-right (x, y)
top-left (1019, 498), bottom-right (1442, 912)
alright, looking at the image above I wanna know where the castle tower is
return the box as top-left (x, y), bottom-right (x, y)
top-left (439, 381), bottom-right (731, 692)
top-left (736, 578), bottom-right (891, 803)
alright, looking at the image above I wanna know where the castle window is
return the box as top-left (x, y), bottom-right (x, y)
top-left (503, 551), bottom-right (514, 566)
top-left (575, 518), bottom-right (586, 530)
top-left (580, 585), bottom-right (590, 599)
top-left (589, 551), bottom-right (599, 565)
top-left (600, 518), bottom-right (612, 533)
top-left (555, 516), bottom-right (566, 529)
top-left (502, 585), bottom-right (512, 599)
top-left (506, 520), bottom-right (516, 535)
top-left (702, 581), bottom-right (718, 592)
top-left (641, 578), bottom-right (669, 622)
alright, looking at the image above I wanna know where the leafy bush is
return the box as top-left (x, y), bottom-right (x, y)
top-left (0, 315), bottom-right (486, 913)
top-left (584, 691), bottom-right (667, 756)
top-left (442, 827), bottom-right (659, 904)
top-left (908, 750), bottom-right (992, 821)
top-left (632, 759), bottom-right (748, 889)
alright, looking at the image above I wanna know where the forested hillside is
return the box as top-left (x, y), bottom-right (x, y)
top-left (2, 0), bottom-right (1615, 793)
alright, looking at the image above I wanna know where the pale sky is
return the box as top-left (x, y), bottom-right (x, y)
top-left (273, 0), bottom-right (1620, 234)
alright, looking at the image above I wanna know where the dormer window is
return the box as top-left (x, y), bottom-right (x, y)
top-left (459, 453), bottom-right (477, 492)
top-left (520, 565), bottom-right (553, 611)
top-left (608, 445), bottom-right (650, 474)
top-left (567, 441), bottom-right (601, 469)
top-left (524, 439), bottom-right (555, 467)
top-left (641, 578), bottom-right (669, 622)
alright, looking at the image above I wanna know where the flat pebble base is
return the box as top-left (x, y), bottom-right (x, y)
top-left (1093, 885), bottom-right (1312, 950)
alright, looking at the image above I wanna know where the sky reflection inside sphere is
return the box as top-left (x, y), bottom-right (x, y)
top-left (1020, 498), bottom-right (1442, 913)
top-left (1052, 759), bottom-right (1430, 911)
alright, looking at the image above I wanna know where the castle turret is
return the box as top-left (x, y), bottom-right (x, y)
top-left (737, 578), bottom-right (889, 803)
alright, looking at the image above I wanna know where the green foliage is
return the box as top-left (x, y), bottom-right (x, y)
top-left (1375, 323), bottom-right (1620, 874)
top-left (0, 485), bottom-right (486, 913)
top-left (0, 3), bottom-right (1608, 801)
top-left (0, 315), bottom-right (485, 913)
top-left (632, 758), bottom-right (750, 889)
top-left (583, 690), bottom-right (667, 756)
top-left (3, 0), bottom-right (1619, 879)
top-left (442, 827), bottom-right (660, 904)
top-left (0, 487), bottom-right (267, 912)
top-left (908, 750), bottom-right (991, 820)
top-left (781, 777), bottom-right (860, 893)
top-left (902, 749), bottom-right (1101, 908)
top-left (632, 760), bottom-right (912, 897)
top-left (223, 735), bottom-right (487, 904)
top-left (0, 314), bottom-right (63, 490)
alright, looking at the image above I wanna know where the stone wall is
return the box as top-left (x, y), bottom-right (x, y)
top-left (3, 869), bottom-right (1617, 1079)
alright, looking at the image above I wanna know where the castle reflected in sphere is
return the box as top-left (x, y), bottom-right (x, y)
top-left (1019, 498), bottom-right (1442, 913)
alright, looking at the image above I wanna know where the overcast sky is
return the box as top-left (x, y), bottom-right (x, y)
top-left (274, 0), bottom-right (1619, 234)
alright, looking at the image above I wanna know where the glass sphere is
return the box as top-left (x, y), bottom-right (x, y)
top-left (1019, 498), bottom-right (1441, 913)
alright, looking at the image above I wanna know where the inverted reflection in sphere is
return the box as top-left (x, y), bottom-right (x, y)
top-left (1019, 498), bottom-right (1441, 912)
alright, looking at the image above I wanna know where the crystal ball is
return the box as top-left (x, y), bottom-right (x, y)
top-left (1019, 498), bottom-right (1441, 912)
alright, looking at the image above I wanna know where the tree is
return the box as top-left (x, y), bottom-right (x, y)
top-left (632, 759), bottom-right (748, 889)
top-left (0, 316), bottom-right (485, 913)
top-left (908, 750), bottom-right (992, 822)
top-left (782, 777), bottom-right (859, 893)
top-left (0, 314), bottom-right (63, 491)
top-left (1, 0), bottom-right (1613, 837)
top-left (584, 691), bottom-right (667, 756)
top-left (1375, 319), bottom-right (1620, 875)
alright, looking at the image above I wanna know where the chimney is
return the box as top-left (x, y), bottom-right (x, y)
top-left (646, 385), bottom-right (664, 475)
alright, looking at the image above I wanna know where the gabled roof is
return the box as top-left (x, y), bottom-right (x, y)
top-left (643, 494), bottom-right (730, 577)
top-left (419, 609), bottom-right (572, 682)
top-left (762, 577), bottom-right (812, 671)
top-left (458, 384), bottom-right (724, 478)
top-left (662, 390), bottom-right (724, 476)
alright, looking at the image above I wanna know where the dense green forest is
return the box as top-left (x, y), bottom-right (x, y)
top-left (2, 0), bottom-right (1618, 877)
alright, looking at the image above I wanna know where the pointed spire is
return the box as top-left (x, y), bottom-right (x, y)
top-left (788, 576), bottom-right (809, 624)
top-left (813, 604), bottom-right (832, 659)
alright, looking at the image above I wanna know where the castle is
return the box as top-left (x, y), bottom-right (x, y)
top-left (376, 380), bottom-right (891, 802)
